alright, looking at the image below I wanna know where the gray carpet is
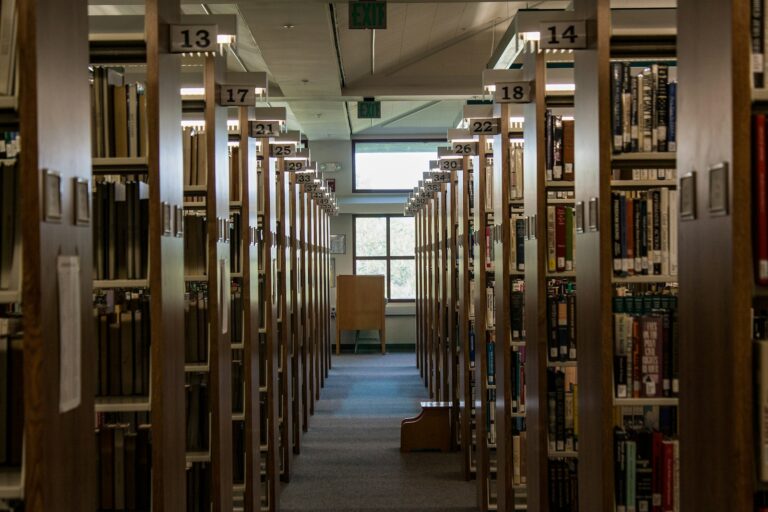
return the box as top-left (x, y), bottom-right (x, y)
top-left (279, 353), bottom-right (476, 512)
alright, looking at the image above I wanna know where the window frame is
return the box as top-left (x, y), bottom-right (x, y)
top-left (352, 214), bottom-right (416, 303)
top-left (351, 138), bottom-right (446, 193)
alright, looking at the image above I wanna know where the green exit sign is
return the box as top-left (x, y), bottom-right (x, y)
top-left (349, 0), bottom-right (387, 30)
top-left (358, 100), bottom-right (381, 119)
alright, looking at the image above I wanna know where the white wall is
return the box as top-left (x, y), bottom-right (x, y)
top-left (312, 139), bottom-right (416, 348)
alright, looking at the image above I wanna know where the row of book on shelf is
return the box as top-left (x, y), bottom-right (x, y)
top-left (96, 419), bottom-right (152, 511)
top-left (0, 315), bottom-right (21, 468)
top-left (545, 110), bottom-right (575, 182)
top-left (613, 290), bottom-right (679, 399)
top-left (94, 290), bottom-right (150, 398)
top-left (0, 155), bottom-right (19, 291)
top-left (547, 280), bottom-right (577, 363)
top-left (611, 189), bottom-right (678, 277)
top-left (611, 62), bottom-right (677, 154)
top-left (547, 205), bottom-right (576, 274)
top-left (613, 406), bottom-right (679, 512)
top-left (91, 67), bottom-right (148, 159)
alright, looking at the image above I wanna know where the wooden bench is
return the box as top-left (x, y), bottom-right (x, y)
top-left (400, 401), bottom-right (452, 453)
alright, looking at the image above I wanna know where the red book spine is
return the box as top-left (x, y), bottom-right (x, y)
top-left (651, 431), bottom-right (663, 512)
top-left (632, 317), bottom-right (642, 398)
top-left (756, 114), bottom-right (768, 284)
top-left (555, 206), bottom-right (566, 271)
top-left (662, 441), bottom-right (674, 512)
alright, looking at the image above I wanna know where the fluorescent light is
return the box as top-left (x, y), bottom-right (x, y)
top-left (546, 83), bottom-right (576, 92)
top-left (562, 115), bottom-right (575, 121)
top-left (217, 34), bottom-right (236, 45)
top-left (510, 116), bottom-right (525, 124)
top-left (521, 31), bottom-right (540, 42)
top-left (227, 120), bottom-right (239, 130)
top-left (181, 120), bottom-right (205, 128)
top-left (180, 87), bottom-right (205, 97)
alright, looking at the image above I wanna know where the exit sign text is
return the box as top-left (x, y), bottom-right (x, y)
top-left (349, 0), bottom-right (387, 30)
top-left (358, 100), bottom-right (381, 119)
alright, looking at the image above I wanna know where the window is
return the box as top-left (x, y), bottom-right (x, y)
top-left (353, 140), bottom-right (445, 192)
top-left (353, 215), bottom-right (415, 301)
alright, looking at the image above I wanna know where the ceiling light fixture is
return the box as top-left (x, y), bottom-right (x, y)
top-left (283, 23), bottom-right (294, 29)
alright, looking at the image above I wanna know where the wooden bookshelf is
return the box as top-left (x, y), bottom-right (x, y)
top-left (472, 133), bottom-right (496, 512)
top-left (677, 0), bottom-right (752, 509)
top-left (456, 151), bottom-right (476, 480)
top-left (8, 0), bottom-right (100, 508)
top-left (288, 169), bottom-right (303, 454)
top-left (573, 3), bottom-right (680, 511)
top-left (237, 105), bottom-right (261, 512)
top-left (447, 168), bottom-right (460, 451)
top-left (202, 53), bottom-right (234, 512)
top-left (255, 132), bottom-right (280, 511)
top-left (491, 100), bottom-right (525, 512)
top-left (274, 148), bottom-right (294, 482)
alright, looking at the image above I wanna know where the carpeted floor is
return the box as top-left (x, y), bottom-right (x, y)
top-left (279, 353), bottom-right (476, 512)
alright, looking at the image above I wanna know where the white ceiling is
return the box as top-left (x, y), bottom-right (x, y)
top-left (87, 0), bottom-right (675, 141)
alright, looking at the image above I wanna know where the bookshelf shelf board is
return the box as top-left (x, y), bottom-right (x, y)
top-left (510, 271), bottom-right (525, 277)
top-left (93, 279), bottom-right (149, 289)
top-left (260, 444), bottom-right (268, 452)
top-left (610, 180), bottom-right (677, 188)
top-left (232, 413), bottom-right (245, 421)
top-left (184, 185), bottom-right (208, 196)
top-left (183, 201), bottom-right (206, 209)
top-left (613, 397), bottom-right (679, 407)
top-left (511, 412), bottom-right (526, 418)
top-left (611, 152), bottom-right (676, 163)
top-left (233, 484), bottom-right (246, 494)
top-left (547, 198), bottom-right (576, 205)
top-left (231, 272), bottom-right (243, 279)
top-left (546, 360), bottom-right (578, 368)
top-left (545, 181), bottom-right (575, 188)
top-left (231, 343), bottom-right (244, 350)
top-left (511, 484), bottom-right (527, 491)
top-left (546, 271), bottom-right (576, 278)
top-left (94, 396), bottom-right (151, 412)
top-left (510, 341), bottom-right (526, 347)
top-left (0, 158), bottom-right (15, 166)
top-left (0, 96), bottom-right (17, 110)
top-left (184, 275), bottom-right (208, 282)
top-left (259, 385), bottom-right (267, 393)
top-left (612, 274), bottom-right (677, 284)
top-left (0, 468), bottom-right (23, 499)
top-left (184, 363), bottom-right (209, 373)
top-left (92, 157), bottom-right (148, 171)
top-left (186, 452), bottom-right (211, 463)
top-left (230, 201), bottom-right (242, 209)
top-left (0, 289), bottom-right (20, 304)
top-left (547, 450), bottom-right (579, 459)
top-left (258, 327), bottom-right (266, 334)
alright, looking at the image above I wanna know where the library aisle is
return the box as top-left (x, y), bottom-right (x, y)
top-left (279, 354), bottom-right (475, 512)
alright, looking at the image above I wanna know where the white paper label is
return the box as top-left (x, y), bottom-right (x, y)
top-left (58, 255), bottom-right (82, 413)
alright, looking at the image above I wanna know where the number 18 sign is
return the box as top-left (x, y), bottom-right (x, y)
top-left (493, 82), bottom-right (532, 104)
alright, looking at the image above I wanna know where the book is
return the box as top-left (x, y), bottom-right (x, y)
top-left (0, 158), bottom-right (19, 290)
top-left (757, 114), bottom-right (768, 284)
top-left (754, 0), bottom-right (766, 89)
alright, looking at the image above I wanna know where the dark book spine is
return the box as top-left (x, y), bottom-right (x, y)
top-left (656, 65), bottom-right (669, 152)
top-left (753, 0), bottom-right (765, 89)
top-left (612, 62), bottom-right (625, 153)
top-left (555, 370), bottom-right (566, 451)
top-left (567, 293), bottom-right (577, 360)
top-left (613, 193), bottom-right (622, 274)
top-left (667, 82), bottom-right (677, 152)
top-left (631, 75), bottom-right (640, 152)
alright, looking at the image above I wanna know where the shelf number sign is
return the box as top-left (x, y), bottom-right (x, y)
top-left (249, 121), bottom-right (280, 137)
top-left (170, 25), bottom-right (218, 53)
top-left (469, 118), bottom-right (500, 135)
top-left (452, 142), bottom-right (478, 156)
top-left (493, 82), bottom-right (532, 104)
top-left (270, 144), bottom-right (294, 157)
top-left (539, 21), bottom-right (587, 50)
top-left (439, 159), bottom-right (462, 171)
top-left (296, 172), bottom-right (313, 184)
top-left (285, 161), bottom-right (306, 172)
top-left (218, 85), bottom-right (256, 107)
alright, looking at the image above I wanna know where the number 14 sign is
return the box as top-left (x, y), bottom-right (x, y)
top-left (539, 21), bottom-right (587, 50)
